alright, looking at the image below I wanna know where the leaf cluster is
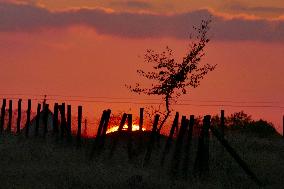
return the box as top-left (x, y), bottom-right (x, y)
top-left (126, 19), bottom-right (216, 103)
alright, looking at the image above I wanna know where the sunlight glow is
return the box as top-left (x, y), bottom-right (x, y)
top-left (106, 124), bottom-right (146, 134)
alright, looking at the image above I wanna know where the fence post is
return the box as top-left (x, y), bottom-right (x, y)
top-left (0, 99), bottom-right (6, 134)
top-left (139, 108), bottom-right (144, 131)
top-left (182, 115), bottom-right (194, 178)
top-left (194, 115), bottom-right (210, 176)
top-left (210, 124), bottom-right (262, 186)
top-left (77, 106), bottom-right (82, 146)
top-left (66, 105), bottom-right (72, 142)
top-left (100, 109), bottom-right (111, 150)
top-left (221, 110), bottom-right (225, 139)
top-left (53, 103), bottom-right (59, 134)
top-left (7, 100), bottom-right (12, 133)
top-left (43, 104), bottom-right (49, 137)
top-left (171, 116), bottom-right (188, 176)
top-left (160, 112), bottom-right (179, 166)
top-left (143, 114), bottom-right (160, 167)
top-left (25, 99), bottom-right (31, 137)
top-left (127, 114), bottom-right (133, 160)
top-left (109, 113), bottom-right (127, 158)
top-left (60, 103), bottom-right (66, 139)
top-left (35, 103), bottom-right (41, 137)
top-left (94, 110), bottom-right (106, 145)
top-left (203, 115), bottom-right (210, 172)
top-left (90, 110), bottom-right (107, 158)
top-left (16, 99), bottom-right (22, 134)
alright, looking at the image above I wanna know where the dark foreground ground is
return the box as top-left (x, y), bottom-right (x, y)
top-left (0, 131), bottom-right (283, 189)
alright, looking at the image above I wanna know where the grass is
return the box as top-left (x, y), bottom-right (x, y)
top-left (0, 129), bottom-right (283, 189)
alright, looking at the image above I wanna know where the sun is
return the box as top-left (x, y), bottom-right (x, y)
top-left (106, 124), bottom-right (146, 134)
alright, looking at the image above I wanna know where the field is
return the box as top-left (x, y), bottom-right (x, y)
top-left (0, 131), bottom-right (283, 189)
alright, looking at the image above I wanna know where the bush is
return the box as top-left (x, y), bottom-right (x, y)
top-left (246, 119), bottom-right (277, 136)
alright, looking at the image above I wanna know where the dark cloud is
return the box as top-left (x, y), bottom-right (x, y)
top-left (1, 2), bottom-right (284, 42)
top-left (110, 1), bottom-right (152, 9)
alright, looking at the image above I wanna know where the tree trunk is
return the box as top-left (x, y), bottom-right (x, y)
top-left (157, 95), bottom-right (171, 133)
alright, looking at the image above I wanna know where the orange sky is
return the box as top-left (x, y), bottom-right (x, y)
top-left (0, 1), bottom-right (283, 135)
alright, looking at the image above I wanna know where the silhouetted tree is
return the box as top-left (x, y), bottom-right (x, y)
top-left (126, 19), bottom-right (216, 132)
top-left (227, 111), bottom-right (252, 129)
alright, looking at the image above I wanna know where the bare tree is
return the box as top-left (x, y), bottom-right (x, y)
top-left (126, 19), bottom-right (216, 133)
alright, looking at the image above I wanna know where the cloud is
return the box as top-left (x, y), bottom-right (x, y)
top-left (110, 1), bottom-right (152, 9)
top-left (229, 4), bottom-right (284, 14)
top-left (1, 2), bottom-right (284, 42)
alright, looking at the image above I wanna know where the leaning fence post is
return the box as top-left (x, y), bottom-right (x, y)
top-left (194, 115), bottom-right (210, 176)
top-left (25, 99), bottom-right (31, 137)
top-left (210, 124), bottom-right (263, 186)
top-left (171, 116), bottom-right (188, 176)
top-left (203, 115), bottom-right (210, 172)
top-left (100, 109), bottom-right (111, 150)
top-left (60, 103), bottom-right (66, 139)
top-left (7, 100), bottom-right (12, 133)
top-left (53, 103), bottom-right (59, 134)
top-left (221, 110), bottom-right (225, 139)
top-left (182, 115), bottom-right (194, 178)
top-left (16, 99), bottom-right (22, 134)
top-left (0, 99), bottom-right (7, 134)
top-left (66, 105), bottom-right (72, 142)
top-left (77, 106), bottom-right (82, 146)
top-left (35, 103), bottom-right (41, 137)
top-left (161, 112), bottom-right (179, 166)
top-left (127, 114), bottom-right (133, 160)
top-left (90, 110), bottom-right (107, 158)
top-left (143, 114), bottom-right (160, 167)
top-left (139, 108), bottom-right (144, 131)
top-left (109, 113), bottom-right (127, 159)
top-left (43, 104), bottom-right (49, 137)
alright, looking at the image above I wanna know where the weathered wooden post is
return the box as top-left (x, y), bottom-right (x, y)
top-left (139, 108), bottom-right (144, 131)
top-left (16, 99), bottom-right (22, 134)
top-left (100, 109), bottom-right (111, 149)
top-left (7, 100), bottom-right (12, 133)
top-left (171, 116), bottom-right (188, 176)
top-left (221, 110), bottom-right (225, 138)
top-left (96, 110), bottom-right (106, 138)
top-left (0, 99), bottom-right (7, 133)
top-left (210, 124), bottom-right (262, 186)
top-left (66, 105), bottom-right (72, 142)
top-left (143, 114), bottom-right (160, 167)
top-left (109, 113), bottom-right (127, 158)
top-left (90, 110), bottom-right (107, 158)
top-left (25, 99), bottom-right (31, 137)
top-left (35, 103), bottom-right (41, 137)
top-left (194, 115), bottom-right (210, 176)
top-left (53, 103), bottom-right (59, 134)
top-left (77, 106), bottom-right (82, 146)
top-left (160, 112), bottom-right (179, 166)
top-left (203, 115), bottom-right (210, 171)
top-left (43, 104), bottom-right (49, 137)
top-left (137, 108), bottom-right (145, 151)
top-left (60, 103), bottom-right (66, 139)
top-left (182, 115), bottom-right (194, 178)
top-left (127, 114), bottom-right (133, 160)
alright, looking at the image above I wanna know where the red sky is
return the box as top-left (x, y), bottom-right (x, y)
top-left (0, 1), bottom-right (283, 135)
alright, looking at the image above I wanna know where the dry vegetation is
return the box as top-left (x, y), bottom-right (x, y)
top-left (0, 129), bottom-right (283, 189)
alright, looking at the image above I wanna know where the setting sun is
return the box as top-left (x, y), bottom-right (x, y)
top-left (106, 124), bottom-right (146, 134)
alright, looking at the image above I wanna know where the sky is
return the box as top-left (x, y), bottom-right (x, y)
top-left (0, 0), bottom-right (283, 135)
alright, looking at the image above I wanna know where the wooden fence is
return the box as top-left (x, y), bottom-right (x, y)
top-left (0, 98), bottom-right (273, 186)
